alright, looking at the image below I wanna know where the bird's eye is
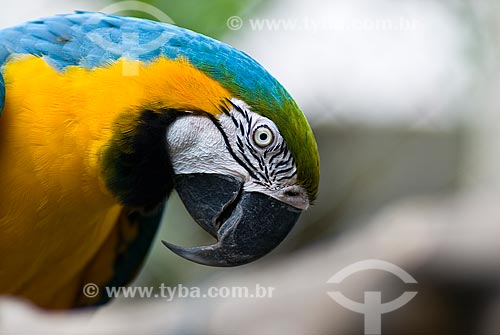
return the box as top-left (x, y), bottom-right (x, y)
top-left (253, 126), bottom-right (274, 147)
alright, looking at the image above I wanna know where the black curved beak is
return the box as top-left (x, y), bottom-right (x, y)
top-left (162, 174), bottom-right (302, 267)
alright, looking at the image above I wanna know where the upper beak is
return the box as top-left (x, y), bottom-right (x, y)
top-left (162, 174), bottom-right (302, 267)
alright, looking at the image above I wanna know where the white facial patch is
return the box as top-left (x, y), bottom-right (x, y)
top-left (166, 114), bottom-right (249, 180)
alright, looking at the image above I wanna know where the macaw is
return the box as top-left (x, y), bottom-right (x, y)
top-left (0, 12), bottom-right (319, 309)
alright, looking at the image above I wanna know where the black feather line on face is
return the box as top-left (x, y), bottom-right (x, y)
top-left (274, 151), bottom-right (293, 169)
top-left (274, 165), bottom-right (295, 177)
top-left (275, 169), bottom-right (297, 182)
top-left (226, 98), bottom-right (246, 116)
top-left (207, 114), bottom-right (260, 181)
top-left (238, 120), bottom-right (245, 136)
top-left (245, 142), bottom-right (264, 170)
top-left (243, 136), bottom-right (270, 183)
top-left (219, 104), bottom-right (231, 116)
top-left (268, 142), bottom-right (286, 166)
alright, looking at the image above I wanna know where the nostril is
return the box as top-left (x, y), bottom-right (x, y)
top-left (284, 190), bottom-right (300, 197)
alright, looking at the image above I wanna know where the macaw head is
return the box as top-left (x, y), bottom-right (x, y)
top-left (157, 61), bottom-right (319, 267)
top-left (163, 97), bottom-right (319, 266)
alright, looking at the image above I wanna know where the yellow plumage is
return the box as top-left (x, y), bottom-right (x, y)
top-left (0, 55), bottom-right (231, 308)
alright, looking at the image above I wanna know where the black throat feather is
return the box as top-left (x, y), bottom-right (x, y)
top-left (101, 108), bottom-right (181, 210)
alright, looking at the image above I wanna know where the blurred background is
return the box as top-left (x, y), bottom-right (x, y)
top-left (1, 1), bottom-right (500, 334)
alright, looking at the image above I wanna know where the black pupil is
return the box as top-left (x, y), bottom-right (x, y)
top-left (259, 133), bottom-right (268, 141)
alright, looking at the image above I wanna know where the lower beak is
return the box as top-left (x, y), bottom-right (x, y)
top-left (162, 174), bottom-right (302, 266)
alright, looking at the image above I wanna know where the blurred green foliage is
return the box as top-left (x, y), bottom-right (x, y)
top-left (108, 0), bottom-right (264, 38)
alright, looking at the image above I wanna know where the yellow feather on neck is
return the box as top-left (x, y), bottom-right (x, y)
top-left (0, 55), bottom-right (231, 308)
